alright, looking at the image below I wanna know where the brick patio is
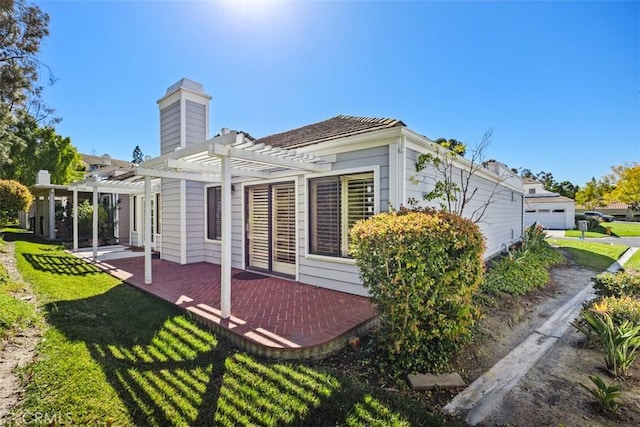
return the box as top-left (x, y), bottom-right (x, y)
top-left (96, 257), bottom-right (378, 358)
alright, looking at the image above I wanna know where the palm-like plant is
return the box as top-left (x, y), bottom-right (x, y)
top-left (573, 309), bottom-right (640, 378)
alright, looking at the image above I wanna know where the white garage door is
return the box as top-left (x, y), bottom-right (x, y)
top-left (525, 210), bottom-right (567, 230)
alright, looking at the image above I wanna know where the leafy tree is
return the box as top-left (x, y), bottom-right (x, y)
top-left (576, 178), bottom-right (611, 210)
top-left (412, 128), bottom-right (508, 223)
top-left (0, 179), bottom-right (32, 226)
top-left (535, 171), bottom-right (556, 191)
top-left (433, 137), bottom-right (466, 156)
top-left (1, 114), bottom-right (82, 185)
top-left (607, 163), bottom-right (640, 210)
top-left (551, 180), bottom-right (579, 199)
top-left (0, 0), bottom-right (53, 169)
top-left (132, 145), bottom-right (143, 164)
top-left (520, 168), bottom-right (536, 179)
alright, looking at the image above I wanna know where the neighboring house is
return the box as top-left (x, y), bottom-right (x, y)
top-left (523, 178), bottom-right (575, 229)
top-left (27, 153), bottom-right (136, 245)
top-left (576, 201), bottom-right (636, 221)
top-left (107, 78), bottom-right (525, 300)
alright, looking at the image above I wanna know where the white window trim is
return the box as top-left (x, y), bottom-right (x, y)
top-left (304, 165), bottom-right (380, 261)
top-left (240, 177), bottom-right (300, 279)
top-left (203, 184), bottom-right (222, 243)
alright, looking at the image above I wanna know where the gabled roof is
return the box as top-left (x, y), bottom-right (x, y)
top-left (253, 115), bottom-right (405, 149)
top-left (80, 153), bottom-right (136, 178)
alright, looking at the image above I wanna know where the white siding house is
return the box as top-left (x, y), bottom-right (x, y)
top-left (523, 178), bottom-right (575, 230)
top-left (133, 78), bottom-right (524, 299)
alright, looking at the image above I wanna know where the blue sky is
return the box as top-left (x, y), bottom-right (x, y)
top-left (37, 0), bottom-right (639, 186)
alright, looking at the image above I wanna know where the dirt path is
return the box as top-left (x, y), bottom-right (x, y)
top-left (453, 261), bottom-right (640, 426)
top-left (0, 240), bottom-right (41, 424)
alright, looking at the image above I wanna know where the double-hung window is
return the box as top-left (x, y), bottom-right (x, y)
top-left (309, 172), bottom-right (374, 257)
top-left (206, 186), bottom-right (222, 240)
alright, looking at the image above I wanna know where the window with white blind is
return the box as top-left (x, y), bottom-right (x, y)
top-left (309, 172), bottom-right (374, 257)
top-left (206, 186), bottom-right (222, 240)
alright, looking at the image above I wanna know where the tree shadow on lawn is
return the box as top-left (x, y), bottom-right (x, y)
top-left (43, 284), bottom-right (421, 426)
top-left (559, 247), bottom-right (618, 271)
top-left (1, 229), bottom-right (49, 243)
top-left (21, 252), bottom-right (105, 276)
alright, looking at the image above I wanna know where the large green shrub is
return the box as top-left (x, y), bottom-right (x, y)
top-left (0, 179), bottom-right (32, 227)
top-left (350, 206), bottom-right (485, 374)
top-left (593, 270), bottom-right (640, 298)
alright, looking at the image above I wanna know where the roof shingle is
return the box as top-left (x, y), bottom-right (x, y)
top-left (252, 115), bottom-right (405, 149)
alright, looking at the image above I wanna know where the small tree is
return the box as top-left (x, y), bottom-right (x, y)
top-left (411, 128), bottom-right (508, 224)
top-left (0, 179), bottom-right (32, 227)
top-left (132, 145), bottom-right (144, 164)
top-left (607, 163), bottom-right (640, 211)
top-left (576, 178), bottom-right (611, 210)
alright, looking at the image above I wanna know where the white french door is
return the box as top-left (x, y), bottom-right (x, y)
top-left (246, 182), bottom-right (296, 276)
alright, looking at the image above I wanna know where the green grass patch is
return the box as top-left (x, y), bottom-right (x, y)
top-left (625, 250), bottom-right (640, 270)
top-left (0, 272), bottom-right (37, 346)
top-left (565, 229), bottom-right (609, 238)
top-left (548, 239), bottom-right (628, 271)
top-left (0, 240), bottom-right (38, 347)
top-left (565, 221), bottom-right (640, 238)
top-left (8, 233), bottom-right (457, 426)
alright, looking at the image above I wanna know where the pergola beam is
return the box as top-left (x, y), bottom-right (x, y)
top-left (136, 167), bottom-right (221, 183)
top-left (165, 158), bottom-right (274, 179)
top-left (210, 144), bottom-right (331, 172)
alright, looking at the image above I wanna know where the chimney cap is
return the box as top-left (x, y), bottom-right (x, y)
top-left (165, 78), bottom-right (206, 96)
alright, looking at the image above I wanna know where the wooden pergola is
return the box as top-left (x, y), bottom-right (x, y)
top-left (78, 131), bottom-right (334, 319)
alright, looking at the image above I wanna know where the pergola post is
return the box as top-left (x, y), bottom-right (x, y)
top-left (48, 188), bottom-right (55, 240)
top-left (144, 176), bottom-right (152, 284)
top-left (220, 155), bottom-right (232, 319)
top-left (92, 185), bottom-right (99, 260)
top-left (72, 189), bottom-right (78, 251)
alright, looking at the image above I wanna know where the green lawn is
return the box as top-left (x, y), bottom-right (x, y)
top-left (565, 221), bottom-right (640, 238)
top-left (625, 249), bottom-right (640, 270)
top-left (8, 233), bottom-right (458, 426)
top-left (0, 236), bottom-right (38, 346)
top-left (547, 239), bottom-right (628, 271)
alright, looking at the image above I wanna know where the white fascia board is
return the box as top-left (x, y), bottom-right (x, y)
top-left (211, 144), bottom-right (331, 172)
top-left (294, 127), bottom-right (403, 157)
top-left (402, 128), bottom-right (524, 193)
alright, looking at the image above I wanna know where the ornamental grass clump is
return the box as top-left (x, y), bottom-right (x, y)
top-left (573, 308), bottom-right (640, 378)
top-left (350, 206), bottom-right (485, 374)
